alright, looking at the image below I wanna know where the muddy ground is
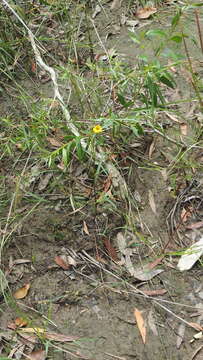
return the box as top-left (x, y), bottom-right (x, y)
top-left (0, 1), bottom-right (203, 359)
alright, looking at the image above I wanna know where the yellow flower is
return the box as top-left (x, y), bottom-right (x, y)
top-left (92, 125), bottom-right (103, 134)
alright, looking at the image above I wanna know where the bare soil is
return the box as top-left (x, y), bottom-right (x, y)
top-left (0, 1), bottom-right (203, 359)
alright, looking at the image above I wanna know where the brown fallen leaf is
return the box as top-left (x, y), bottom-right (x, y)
top-left (186, 220), bottom-right (203, 229)
top-left (7, 322), bottom-right (18, 330)
top-left (110, 0), bottom-right (121, 10)
top-left (148, 139), bottom-right (155, 159)
top-left (104, 237), bottom-right (119, 262)
top-left (45, 332), bottom-right (79, 342)
top-left (134, 308), bottom-right (146, 344)
top-left (148, 310), bottom-right (158, 336)
top-left (19, 328), bottom-right (45, 334)
top-left (83, 221), bottom-right (90, 235)
top-left (180, 122), bottom-right (188, 136)
top-left (38, 173), bottom-right (53, 191)
top-left (136, 7), bottom-right (157, 19)
top-left (148, 190), bottom-right (156, 215)
top-left (103, 175), bottom-right (112, 193)
top-left (17, 332), bottom-right (38, 344)
top-left (31, 61), bottom-right (36, 73)
top-left (26, 349), bottom-right (46, 360)
top-left (188, 322), bottom-right (203, 332)
top-left (95, 255), bottom-right (108, 265)
top-left (125, 255), bottom-right (164, 280)
top-left (15, 317), bottom-right (28, 327)
top-left (67, 255), bottom-right (77, 267)
top-left (54, 255), bottom-right (70, 270)
top-left (9, 343), bottom-right (25, 359)
top-left (13, 283), bottom-right (30, 300)
top-left (176, 323), bottom-right (185, 349)
top-left (13, 259), bottom-right (31, 265)
top-left (47, 137), bottom-right (63, 148)
top-left (19, 328), bottom-right (79, 342)
top-left (148, 256), bottom-right (164, 270)
top-left (180, 207), bottom-right (189, 223)
top-left (142, 289), bottom-right (167, 296)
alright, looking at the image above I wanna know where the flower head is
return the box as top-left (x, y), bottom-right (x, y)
top-left (92, 125), bottom-right (103, 134)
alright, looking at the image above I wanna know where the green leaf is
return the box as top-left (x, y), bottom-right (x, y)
top-left (128, 31), bottom-right (140, 44)
top-left (117, 94), bottom-right (133, 108)
top-left (75, 138), bottom-right (85, 161)
top-left (158, 72), bottom-right (176, 89)
top-left (131, 126), bottom-right (139, 136)
top-left (145, 29), bottom-right (166, 38)
top-left (171, 10), bottom-right (182, 28)
top-left (62, 147), bottom-right (68, 166)
top-left (138, 55), bottom-right (148, 63)
top-left (132, 123), bottom-right (144, 135)
top-left (146, 76), bottom-right (157, 107)
top-left (170, 35), bottom-right (183, 43)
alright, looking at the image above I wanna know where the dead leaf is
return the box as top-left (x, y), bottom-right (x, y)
top-left (7, 322), bottom-right (18, 330)
top-left (16, 143), bottom-right (24, 150)
top-left (180, 206), bottom-right (192, 223)
top-left (148, 190), bottom-right (157, 215)
top-left (176, 323), bottom-right (185, 349)
top-left (136, 7), bottom-right (157, 19)
top-left (92, 5), bottom-right (101, 18)
top-left (13, 259), bottom-right (31, 265)
top-left (160, 168), bottom-right (168, 181)
top-left (103, 175), bottom-right (112, 193)
top-left (95, 255), bottom-right (108, 265)
top-left (47, 137), bottom-right (63, 148)
top-left (67, 255), bottom-right (77, 267)
top-left (193, 331), bottom-right (203, 340)
top-left (13, 283), bottom-right (30, 299)
top-left (31, 61), bottom-right (36, 73)
top-left (134, 308), bottom-right (146, 344)
top-left (15, 317), bottom-right (28, 327)
top-left (19, 328), bottom-right (45, 334)
top-left (18, 332), bottom-right (38, 344)
top-left (126, 20), bottom-right (139, 28)
top-left (38, 173), bottom-right (53, 191)
top-left (165, 112), bottom-right (181, 123)
top-left (180, 122), bottom-right (188, 136)
top-left (110, 0), bottom-right (121, 10)
top-left (54, 255), bottom-right (70, 270)
top-left (188, 322), bottom-right (203, 331)
top-left (148, 310), bottom-right (158, 336)
top-left (50, 100), bottom-right (60, 109)
top-left (117, 232), bottom-right (127, 255)
top-left (142, 289), bottom-right (167, 296)
top-left (177, 236), bottom-right (203, 271)
top-left (104, 238), bottom-right (119, 261)
top-left (9, 343), bottom-right (25, 359)
top-left (148, 256), bottom-right (164, 269)
top-left (186, 221), bottom-right (203, 230)
top-left (83, 221), bottom-right (90, 235)
top-left (19, 329), bottom-right (77, 343)
top-left (45, 332), bottom-right (79, 342)
top-left (125, 255), bottom-right (164, 280)
top-left (148, 139), bottom-right (155, 159)
top-left (26, 349), bottom-right (46, 360)
top-left (57, 161), bottom-right (65, 171)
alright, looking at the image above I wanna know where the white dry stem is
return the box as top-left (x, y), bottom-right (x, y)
top-left (80, 251), bottom-right (201, 329)
top-left (2, 0), bottom-right (128, 198)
